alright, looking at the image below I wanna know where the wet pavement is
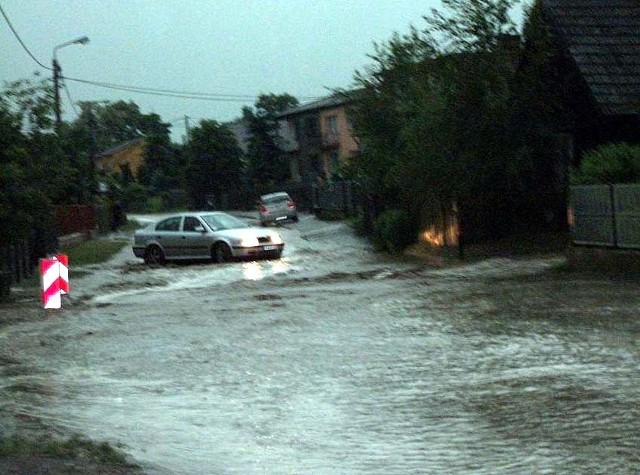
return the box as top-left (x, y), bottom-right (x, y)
top-left (1, 214), bottom-right (639, 474)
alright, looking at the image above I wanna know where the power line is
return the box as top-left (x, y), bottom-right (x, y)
top-left (0, 2), bottom-right (51, 70)
top-left (62, 75), bottom-right (323, 102)
top-left (61, 78), bottom-right (80, 117)
top-left (1, 2), bottom-right (324, 106)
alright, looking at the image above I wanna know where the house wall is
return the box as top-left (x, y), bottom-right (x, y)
top-left (318, 105), bottom-right (359, 178)
top-left (279, 99), bottom-right (360, 187)
top-left (96, 142), bottom-right (145, 178)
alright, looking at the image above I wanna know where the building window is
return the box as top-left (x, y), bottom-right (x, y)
top-left (324, 115), bottom-right (339, 146)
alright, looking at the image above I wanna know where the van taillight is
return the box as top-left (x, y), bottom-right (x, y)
top-left (288, 200), bottom-right (295, 209)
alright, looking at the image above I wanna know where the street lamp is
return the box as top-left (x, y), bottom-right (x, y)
top-left (53, 35), bottom-right (90, 128)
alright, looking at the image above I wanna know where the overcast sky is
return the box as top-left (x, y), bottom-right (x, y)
top-left (2, 0), bottom-right (457, 141)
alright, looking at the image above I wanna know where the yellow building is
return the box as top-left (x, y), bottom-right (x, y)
top-left (95, 138), bottom-right (146, 179)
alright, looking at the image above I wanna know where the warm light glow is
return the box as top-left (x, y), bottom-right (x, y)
top-left (567, 207), bottom-right (575, 227)
top-left (419, 218), bottom-right (459, 247)
top-left (421, 226), bottom-right (445, 247)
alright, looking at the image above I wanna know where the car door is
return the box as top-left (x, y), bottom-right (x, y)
top-left (154, 216), bottom-right (184, 258)
top-left (181, 216), bottom-right (211, 258)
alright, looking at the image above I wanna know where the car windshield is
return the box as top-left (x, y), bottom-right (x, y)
top-left (201, 213), bottom-right (249, 231)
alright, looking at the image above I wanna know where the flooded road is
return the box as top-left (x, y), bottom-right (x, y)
top-left (1, 214), bottom-right (639, 474)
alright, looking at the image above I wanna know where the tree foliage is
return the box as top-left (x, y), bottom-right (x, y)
top-left (66, 100), bottom-right (182, 206)
top-left (0, 79), bottom-right (57, 246)
top-left (185, 119), bottom-right (243, 208)
top-left (242, 93), bottom-right (299, 193)
top-left (347, 0), bottom-right (521, 230)
top-left (73, 100), bottom-right (171, 152)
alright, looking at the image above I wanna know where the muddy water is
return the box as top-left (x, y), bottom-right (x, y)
top-left (1, 217), bottom-right (639, 474)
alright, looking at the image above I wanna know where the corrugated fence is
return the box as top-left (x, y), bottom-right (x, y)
top-left (570, 184), bottom-right (640, 249)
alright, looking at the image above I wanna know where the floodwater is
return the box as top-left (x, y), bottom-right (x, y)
top-left (1, 214), bottom-right (639, 474)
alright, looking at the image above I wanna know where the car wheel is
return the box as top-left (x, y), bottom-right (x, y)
top-left (144, 245), bottom-right (165, 265)
top-left (292, 215), bottom-right (299, 223)
top-left (214, 242), bottom-right (233, 263)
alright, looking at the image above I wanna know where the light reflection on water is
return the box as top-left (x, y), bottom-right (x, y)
top-left (242, 259), bottom-right (291, 281)
top-left (242, 262), bottom-right (265, 281)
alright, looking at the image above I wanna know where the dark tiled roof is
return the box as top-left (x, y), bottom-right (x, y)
top-left (277, 94), bottom-right (352, 118)
top-left (543, 0), bottom-right (640, 115)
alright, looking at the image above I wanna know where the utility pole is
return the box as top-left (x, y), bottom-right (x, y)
top-left (52, 36), bottom-right (90, 129)
top-left (53, 58), bottom-right (62, 128)
top-left (184, 115), bottom-right (191, 145)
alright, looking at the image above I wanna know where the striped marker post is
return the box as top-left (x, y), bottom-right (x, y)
top-left (40, 254), bottom-right (70, 309)
top-left (57, 254), bottom-right (69, 295)
top-left (41, 258), bottom-right (61, 309)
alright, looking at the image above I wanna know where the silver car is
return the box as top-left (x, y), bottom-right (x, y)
top-left (258, 192), bottom-right (298, 226)
top-left (132, 212), bottom-right (284, 264)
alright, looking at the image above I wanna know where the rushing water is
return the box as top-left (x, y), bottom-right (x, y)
top-left (1, 219), bottom-right (638, 474)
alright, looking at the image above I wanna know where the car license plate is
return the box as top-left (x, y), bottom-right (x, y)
top-left (275, 216), bottom-right (287, 221)
top-left (263, 245), bottom-right (278, 251)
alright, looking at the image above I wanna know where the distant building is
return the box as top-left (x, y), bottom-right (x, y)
top-left (276, 94), bottom-right (359, 186)
top-left (226, 118), bottom-right (251, 154)
top-left (95, 138), bottom-right (146, 179)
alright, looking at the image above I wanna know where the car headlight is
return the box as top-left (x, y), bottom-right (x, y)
top-left (239, 236), bottom-right (260, 247)
top-left (270, 233), bottom-right (283, 245)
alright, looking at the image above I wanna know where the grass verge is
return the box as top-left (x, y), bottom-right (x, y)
top-left (64, 239), bottom-right (129, 267)
top-left (0, 434), bottom-right (128, 465)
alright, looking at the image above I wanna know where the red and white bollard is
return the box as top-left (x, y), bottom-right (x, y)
top-left (57, 254), bottom-right (69, 295)
top-left (40, 254), bottom-right (69, 309)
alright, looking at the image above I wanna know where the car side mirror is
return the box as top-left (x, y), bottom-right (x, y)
top-left (194, 225), bottom-right (206, 233)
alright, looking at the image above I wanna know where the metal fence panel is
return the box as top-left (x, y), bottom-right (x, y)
top-left (570, 185), bottom-right (615, 246)
top-left (613, 184), bottom-right (640, 249)
top-left (313, 181), bottom-right (356, 215)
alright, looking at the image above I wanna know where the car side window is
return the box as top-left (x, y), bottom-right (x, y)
top-left (183, 217), bottom-right (201, 232)
top-left (156, 217), bottom-right (181, 232)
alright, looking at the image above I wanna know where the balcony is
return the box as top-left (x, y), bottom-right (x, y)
top-left (322, 131), bottom-right (340, 149)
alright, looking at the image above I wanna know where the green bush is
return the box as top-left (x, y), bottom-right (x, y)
top-left (572, 143), bottom-right (640, 184)
top-left (146, 195), bottom-right (165, 213)
top-left (349, 213), bottom-right (368, 237)
top-left (373, 209), bottom-right (415, 253)
top-left (121, 183), bottom-right (149, 213)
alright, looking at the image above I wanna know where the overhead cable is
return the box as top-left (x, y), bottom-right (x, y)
top-left (62, 75), bottom-right (323, 102)
top-left (0, 2), bottom-right (51, 70)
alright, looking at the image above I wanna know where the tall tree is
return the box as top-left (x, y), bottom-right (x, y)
top-left (68, 100), bottom-right (178, 196)
top-left (73, 100), bottom-right (171, 152)
top-left (0, 79), bottom-right (58, 252)
top-left (185, 119), bottom-right (243, 209)
top-left (347, 0), bottom-right (520, 239)
top-left (242, 93), bottom-right (298, 193)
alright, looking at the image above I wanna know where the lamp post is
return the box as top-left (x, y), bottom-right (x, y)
top-left (53, 35), bottom-right (90, 128)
